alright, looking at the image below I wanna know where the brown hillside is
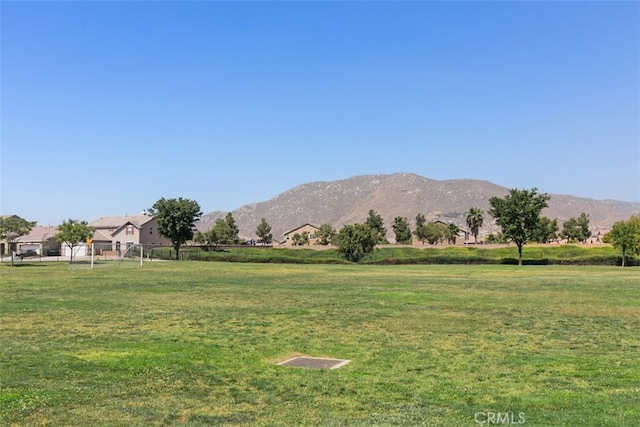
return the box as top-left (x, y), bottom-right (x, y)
top-left (197, 173), bottom-right (639, 241)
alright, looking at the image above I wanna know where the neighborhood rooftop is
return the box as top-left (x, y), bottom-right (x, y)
top-left (89, 214), bottom-right (154, 228)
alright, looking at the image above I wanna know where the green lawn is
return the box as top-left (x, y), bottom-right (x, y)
top-left (1, 262), bottom-right (639, 426)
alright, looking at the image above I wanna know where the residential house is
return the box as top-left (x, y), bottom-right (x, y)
top-left (0, 215), bottom-right (53, 256)
top-left (89, 214), bottom-right (171, 256)
top-left (16, 226), bottom-right (61, 256)
top-left (283, 223), bottom-right (320, 246)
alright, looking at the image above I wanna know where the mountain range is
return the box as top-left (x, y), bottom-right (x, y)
top-left (197, 173), bottom-right (640, 241)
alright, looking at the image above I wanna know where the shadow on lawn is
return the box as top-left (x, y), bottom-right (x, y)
top-left (2, 263), bottom-right (50, 268)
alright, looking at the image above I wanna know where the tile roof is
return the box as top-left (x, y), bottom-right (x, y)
top-left (91, 230), bottom-right (112, 241)
top-left (283, 223), bottom-right (319, 236)
top-left (0, 214), bottom-right (21, 220)
top-left (89, 215), bottom-right (154, 228)
top-left (17, 226), bottom-right (59, 242)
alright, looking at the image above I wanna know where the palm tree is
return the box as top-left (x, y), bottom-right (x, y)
top-left (465, 207), bottom-right (484, 244)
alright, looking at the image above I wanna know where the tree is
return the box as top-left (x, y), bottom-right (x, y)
top-left (413, 214), bottom-right (428, 244)
top-left (292, 231), bottom-right (310, 246)
top-left (365, 210), bottom-right (388, 244)
top-left (315, 223), bottom-right (337, 246)
top-left (148, 197), bottom-right (202, 260)
top-left (56, 219), bottom-right (94, 263)
top-left (194, 230), bottom-right (206, 247)
top-left (532, 216), bottom-right (559, 244)
top-left (446, 222), bottom-right (461, 245)
top-left (603, 216), bottom-right (640, 267)
top-left (489, 188), bottom-right (550, 265)
top-left (211, 218), bottom-right (231, 245)
top-left (212, 213), bottom-right (240, 245)
top-left (424, 222), bottom-right (447, 244)
top-left (0, 216), bottom-right (37, 266)
top-left (485, 232), bottom-right (508, 244)
top-left (561, 218), bottom-right (577, 242)
top-left (392, 216), bottom-right (412, 244)
top-left (465, 207), bottom-right (484, 244)
top-left (255, 218), bottom-right (273, 245)
top-left (336, 223), bottom-right (377, 262)
top-left (576, 213), bottom-right (591, 242)
top-left (194, 228), bottom-right (219, 251)
top-left (562, 212), bottom-right (591, 243)
top-left (223, 213), bottom-right (240, 244)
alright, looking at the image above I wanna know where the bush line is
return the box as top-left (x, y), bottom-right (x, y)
top-left (144, 246), bottom-right (638, 266)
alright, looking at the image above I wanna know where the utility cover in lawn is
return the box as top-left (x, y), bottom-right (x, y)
top-left (278, 356), bottom-right (351, 369)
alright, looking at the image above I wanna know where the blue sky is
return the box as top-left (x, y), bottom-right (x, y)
top-left (2, 1), bottom-right (638, 225)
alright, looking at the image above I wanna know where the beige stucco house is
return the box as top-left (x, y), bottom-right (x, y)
top-left (283, 223), bottom-right (320, 246)
top-left (433, 220), bottom-right (471, 244)
top-left (16, 226), bottom-right (61, 256)
top-left (0, 215), bottom-right (57, 256)
top-left (89, 214), bottom-right (171, 255)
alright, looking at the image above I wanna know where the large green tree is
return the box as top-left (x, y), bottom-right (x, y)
top-left (56, 219), bottom-right (94, 263)
top-left (336, 223), bottom-right (377, 262)
top-left (149, 197), bottom-right (202, 260)
top-left (255, 218), bottom-right (273, 245)
top-left (0, 216), bottom-right (37, 266)
top-left (315, 223), bottom-right (337, 246)
top-left (603, 216), bottom-right (640, 267)
top-left (489, 188), bottom-right (550, 265)
top-left (392, 216), bottom-right (412, 244)
top-left (465, 207), bottom-right (484, 243)
top-left (365, 210), bottom-right (388, 244)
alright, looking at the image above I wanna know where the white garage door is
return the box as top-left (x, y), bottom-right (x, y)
top-left (63, 244), bottom-right (87, 257)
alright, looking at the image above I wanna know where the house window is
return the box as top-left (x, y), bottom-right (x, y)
top-left (126, 225), bottom-right (134, 235)
top-left (149, 227), bottom-right (153, 235)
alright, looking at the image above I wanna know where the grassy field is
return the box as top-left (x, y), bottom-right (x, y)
top-left (1, 262), bottom-right (639, 426)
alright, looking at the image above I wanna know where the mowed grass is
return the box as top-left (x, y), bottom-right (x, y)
top-left (1, 262), bottom-right (639, 426)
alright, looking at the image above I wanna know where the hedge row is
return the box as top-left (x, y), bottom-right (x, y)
top-left (146, 246), bottom-right (638, 266)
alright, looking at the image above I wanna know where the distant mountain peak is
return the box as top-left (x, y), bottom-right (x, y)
top-left (198, 173), bottom-right (639, 240)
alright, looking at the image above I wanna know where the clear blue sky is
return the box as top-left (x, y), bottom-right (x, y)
top-left (2, 1), bottom-right (638, 226)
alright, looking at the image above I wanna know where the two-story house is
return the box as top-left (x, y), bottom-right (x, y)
top-left (89, 214), bottom-right (171, 256)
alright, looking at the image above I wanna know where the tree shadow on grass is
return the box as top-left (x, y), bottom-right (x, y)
top-left (2, 262), bottom-right (50, 268)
